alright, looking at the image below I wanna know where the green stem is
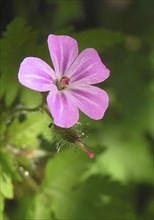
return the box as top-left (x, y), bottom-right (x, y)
top-left (8, 102), bottom-right (53, 122)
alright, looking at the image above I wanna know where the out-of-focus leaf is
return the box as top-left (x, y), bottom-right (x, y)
top-left (69, 176), bottom-right (136, 220)
top-left (45, 150), bottom-right (88, 186)
top-left (6, 193), bottom-right (36, 220)
top-left (20, 89), bottom-right (42, 108)
top-left (7, 112), bottom-right (52, 148)
top-left (51, 0), bottom-right (83, 30)
top-left (0, 193), bottom-right (4, 212)
top-left (0, 190), bottom-right (9, 220)
top-left (27, 150), bottom-right (91, 219)
top-left (27, 151), bottom-right (137, 220)
top-left (0, 173), bottom-right (13, 199)
top-left (87, 131), bottom-right (153, 184)
top-left (0, 148), bottom-right (21, 181)
top-left (0, 112), bottom-right (7, 138)
top-left (0, 17), bottom-right (38, 106)
top-left (0, 193), bottom-right (4, 220)
top-left (29, 154), bottom-right (137, 219)
top-left (28, 193), bottom-right (55, 220)
top-left (73, 29), bottom-right (125, 52)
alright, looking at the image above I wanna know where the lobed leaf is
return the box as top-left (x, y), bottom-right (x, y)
top-left (7, 112), bottom-right (52, 148)
top-left (0, 18), bottom-right (38, 106)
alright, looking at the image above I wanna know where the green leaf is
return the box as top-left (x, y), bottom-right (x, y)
top-left (45, 150), bottom-right (88, 185)
top-left (29, 153), bottom-right (137, 219)
top-left (27, 150), bottom-right (90, 219)
top-left (0, 112), bottom-right (7, 138)
top-left (20, 88), bottom-right (42, 107)
top-left (0, 173), bottom-right (13, 199)
top-left (0, 17), bottom-right (38, 106)
top-left (0, 193), bottom-right (4, 212)
top-left (72, 29), bottom-right (125, 52)
top-left (28, 193), bottom-right (55, 220)
top-left (85, 124), bottom-right (153, 184)
top-left (0, 148), bottom-right (21, 181)
top-left (27, 150), bottom-right (137, 220)
top-left (66, 176), bottom-right (136, 220)
top-left (45, 154), bottom-right (136, 219)
top-left (7, 112), bottom-right (52, 148)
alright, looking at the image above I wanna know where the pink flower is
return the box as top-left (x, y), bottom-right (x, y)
top-left (18, 34), bottom-right (110, 128)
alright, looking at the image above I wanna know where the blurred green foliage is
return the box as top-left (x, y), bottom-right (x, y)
top-left (0, 0), bottom-right (153, 220)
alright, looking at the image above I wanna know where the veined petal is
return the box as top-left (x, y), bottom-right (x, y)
top-left (69, 84), bottom-right (109, 120)
top-left (47, 85), bottom-right (79, 128)
top-left (47, 34), bottom-right (78, 78)
top-left (66, 48), bottom-right (110, 84)
top-left (18, 57), bottom-right (55, 92)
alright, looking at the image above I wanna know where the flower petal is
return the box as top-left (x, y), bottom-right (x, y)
top-left (18, 57), bottom-right (55, 92)
top-left (66, 48), bottom-right (110, 84)
top-left (47, 85), bottom-right (79, 128)
top-left (69, 84), bottom-right (109, 120)
top-left (47, 34), bottom-right (78, 78)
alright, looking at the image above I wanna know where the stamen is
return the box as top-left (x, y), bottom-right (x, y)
top-left (57, 76), bottom-right (70, 90)
top-left (60, 76), bottom-right (70, 86)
